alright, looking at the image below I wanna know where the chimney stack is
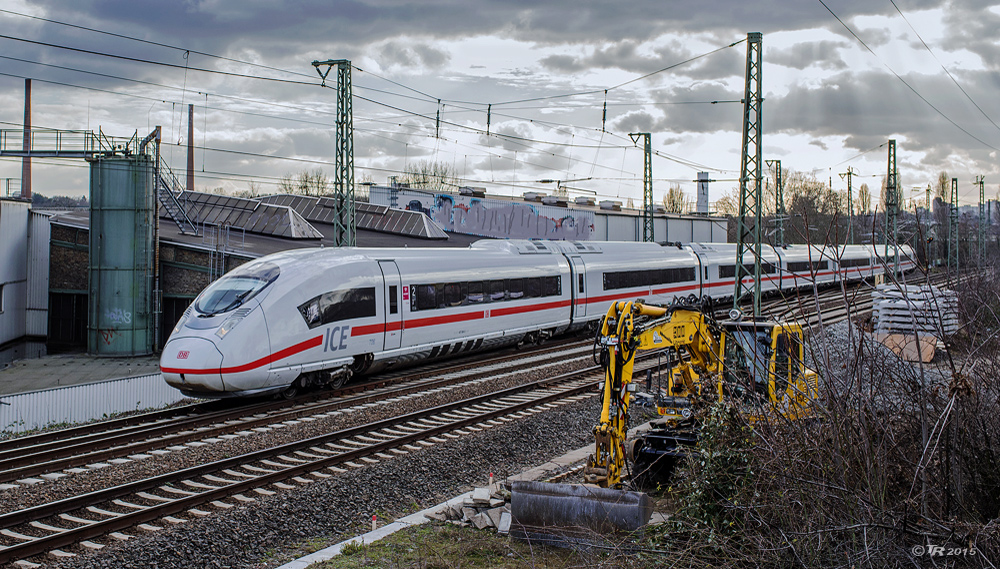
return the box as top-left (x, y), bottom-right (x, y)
top-left (186, 104), bottom-right (194, 193)
top-left (21, 79), bottom-right (31, 200)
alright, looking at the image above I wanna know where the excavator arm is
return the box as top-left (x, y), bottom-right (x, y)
top-left (583, 299), bottom-right (816, 489)
top-left (583, 300), bottom-right (722, 488)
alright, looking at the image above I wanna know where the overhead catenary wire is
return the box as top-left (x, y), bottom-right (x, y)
top-left (887, 0), bottom-right (1000, 135)
top-left (0, 20), bottom-right (740, 194)
top-left (816, 0), bottom-right (1000, 152)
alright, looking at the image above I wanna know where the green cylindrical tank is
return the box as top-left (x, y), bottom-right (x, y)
top-left (87, 155), bottom-right (155, 356)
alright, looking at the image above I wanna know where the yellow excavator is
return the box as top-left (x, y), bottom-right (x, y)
top-left (583, 299), bottom-right (818, 488)
top-left (509, 299), bottom-right (818, 543)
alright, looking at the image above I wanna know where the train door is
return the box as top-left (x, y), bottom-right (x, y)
top-left (378, 261), bottom-right (403, 351)
top-left (568, 256), bottom-right (587, 318)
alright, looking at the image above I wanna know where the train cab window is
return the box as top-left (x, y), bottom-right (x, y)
top-left (389, 285), bottom-right (398, 314)
top-left (467, 281), bottom-right (485, 304)
top-left (578, 274), bottom-right (585, 293)
top-left (724, 329), bottom-right (772, 403)
top-left (525, 278), bottom-right (541, 298)
top-left (298, 287), bottom-right (376, 329)
top-left (195, 261), bottom-right (280, 316)
top-left (508, 279), bottom-right (524, 299)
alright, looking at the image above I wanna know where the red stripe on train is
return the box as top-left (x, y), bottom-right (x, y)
top-left (162, 335), bottom-right (323, 375)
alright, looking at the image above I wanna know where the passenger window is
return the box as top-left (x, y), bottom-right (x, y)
top-left (444, 283), bottom-right (463, 307)
top-left (298, 287), bottom-right (376, 329)
top-left (489, 280), bottom-right (506, 301)
top-left (543, 276), bottom-right (561, 296)
top-left (415, 284), bottom-right (436, 310)
top-left (467, 281), bottom-right (484, 304)
top-left (389, 285), bottom-right (397, 314)
top-left (508, 278), bottom-right (524, 299)
top-left (525, 278), bottom-right (541, 298)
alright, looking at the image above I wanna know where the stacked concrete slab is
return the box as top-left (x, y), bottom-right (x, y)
top-left (872, 284), bottom-right (959, 362)
top-left (424, 483), bottom-right (512, 533)
top-left (872, 284), bottom-right (959, 337)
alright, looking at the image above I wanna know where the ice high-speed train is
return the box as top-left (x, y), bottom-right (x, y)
top-left (161, 240), bottom-right (916, 398)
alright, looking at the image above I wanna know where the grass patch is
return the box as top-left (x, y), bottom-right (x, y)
top-left (309, 523), bottom-right (647, 569)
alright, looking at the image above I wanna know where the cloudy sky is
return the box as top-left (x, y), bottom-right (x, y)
top-left (0, 0), bottom-right (998, 209)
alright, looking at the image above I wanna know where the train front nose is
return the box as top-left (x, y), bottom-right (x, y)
top-left (161, 337), bottom-right (226, 393)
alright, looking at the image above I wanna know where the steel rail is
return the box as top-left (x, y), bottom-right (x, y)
top-left (0, 372), bottom-right (600, 564)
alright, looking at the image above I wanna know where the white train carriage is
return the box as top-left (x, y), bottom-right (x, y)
top-left (686, 243), bottom-right (782, 299)
top-left (544, 241), bottom-right (702, 316)
top-left (161, 239), bottom-right (916, 399)
top-left (833, 244), bottom-right (879, 281)
top-left (778, 245), bottom-right (841, 288)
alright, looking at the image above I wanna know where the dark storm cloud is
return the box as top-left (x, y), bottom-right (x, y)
top-left (539, 40), bottom-right (746, 83)
top-left (941, 2), bottom-right (1000, 69)
top-left (18, 0), bottom-right (940, 54)
top-left (769, 68), bottom-right (1000, 176)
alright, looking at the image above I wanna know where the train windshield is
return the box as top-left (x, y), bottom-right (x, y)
top-left (194, 262), bottom-right (280, 317)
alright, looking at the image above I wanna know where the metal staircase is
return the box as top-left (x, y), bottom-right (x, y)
top-left (155, 156), bottom-right (199, 235)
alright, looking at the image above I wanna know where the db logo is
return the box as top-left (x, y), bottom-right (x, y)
top-left (177, 350), bottom-right (190, 360)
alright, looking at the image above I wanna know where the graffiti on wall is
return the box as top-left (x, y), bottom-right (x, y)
top-left (403, 193), bottom-right (595, 240)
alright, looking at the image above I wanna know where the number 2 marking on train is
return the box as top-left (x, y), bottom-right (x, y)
top-left (323, 326), bottom-right (350, 352)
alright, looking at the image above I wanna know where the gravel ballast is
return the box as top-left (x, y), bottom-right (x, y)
top-left (48, 394), bottom-right (599, 569)
top-left (0, 357), bottom-right (592, 514)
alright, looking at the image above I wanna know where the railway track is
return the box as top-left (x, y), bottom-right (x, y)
top-left (0, 340), bottom-right (596, 487)
top-left (0, 272), bottom-right (953, 565)
top-left (0, 360), bottom-right (613, 565)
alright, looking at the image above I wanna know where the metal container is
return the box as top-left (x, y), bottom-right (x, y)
top-left (87, 156), bottom-right (155, 355)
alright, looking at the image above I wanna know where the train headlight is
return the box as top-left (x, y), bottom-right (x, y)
top-left (173, 308), bottom-right (192, 335)
top-left (215, 314), bottom-right (246, 339)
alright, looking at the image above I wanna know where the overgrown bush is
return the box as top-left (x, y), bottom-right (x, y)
top-left (651, 266), bottom-right (1000, 568)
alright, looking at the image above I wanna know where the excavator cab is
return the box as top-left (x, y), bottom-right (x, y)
top-left (719, 320), bottom-right (816, 419)
top-left (634, 317), bottom-right (816, 478)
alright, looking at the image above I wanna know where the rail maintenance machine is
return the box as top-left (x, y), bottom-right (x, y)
top-left (509, 299), bottom-right (818, 542)
top-left (585, 298), bottom-right (819, 487)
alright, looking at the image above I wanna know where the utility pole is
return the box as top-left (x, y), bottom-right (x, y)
top-left (977, 175), bottom-right (985, 265)
top-left (734, 32), bottom-right (763, 317)
top-left (839, 166), bottom-right (857, 245)
top-left (765, 159), bottom-right (785, 246)
top-left (630, 132), bottom-right (653, 242)
top-left (312, 59), bottom-right (356, 247)
top-left (885, 140), bottom-right (898, 274)
top-left (949, 177), bottom-right (958, 273)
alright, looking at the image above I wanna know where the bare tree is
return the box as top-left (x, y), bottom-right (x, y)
top-left (858, 183), bottom-right (872, 214)
top-left (399, 160), bottom-right (457, 192)
top-left (936, 171), bottom-right (950, 202)
top-left (278, 169), bottom-right (329, 196)
top-left (664, 183), bottom-right (687, 213)
top-left (714, 188), bottom-right (739, 216)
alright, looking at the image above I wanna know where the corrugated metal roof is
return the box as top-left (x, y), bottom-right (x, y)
top-left (176, 192), bottom-right (323, 240)
top-left (258, 194), bottom-right (448, 240)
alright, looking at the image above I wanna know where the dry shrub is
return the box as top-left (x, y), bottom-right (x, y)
top-left (652, 268), bottom-right (1000, 568)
